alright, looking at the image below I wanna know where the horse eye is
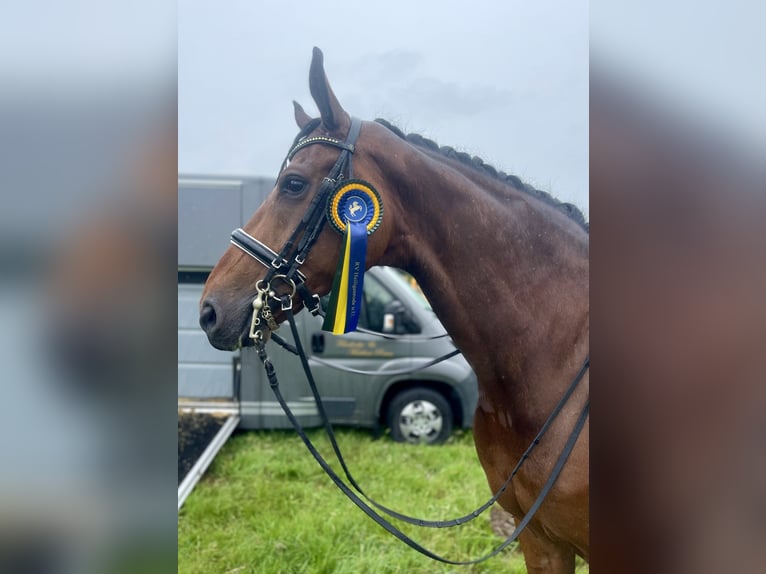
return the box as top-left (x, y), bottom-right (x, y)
top-left (281, 177), bottom-right (307, 196)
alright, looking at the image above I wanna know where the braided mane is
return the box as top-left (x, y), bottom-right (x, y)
top-left (374, 118), bottom-right (589, 232)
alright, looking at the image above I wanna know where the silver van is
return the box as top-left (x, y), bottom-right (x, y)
top-left (178, 176), bottom-right (478, 444)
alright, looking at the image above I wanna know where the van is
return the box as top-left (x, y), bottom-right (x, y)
top-left (178, 175), bottom-right (478, 444)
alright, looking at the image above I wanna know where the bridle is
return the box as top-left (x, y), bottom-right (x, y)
top-left (225, 117), bottom-right (589, 564)
top-left (230, 116), bottom-right (362, 339)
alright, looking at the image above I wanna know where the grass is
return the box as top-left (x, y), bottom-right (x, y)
top-left (178, 428), bottom-right (588, 574)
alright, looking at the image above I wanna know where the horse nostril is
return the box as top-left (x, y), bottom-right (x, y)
top-left (199, 299), bottom-right (218, 334)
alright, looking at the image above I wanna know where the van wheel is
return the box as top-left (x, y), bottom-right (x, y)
top-left (387, 388), bottom-right (453, 445)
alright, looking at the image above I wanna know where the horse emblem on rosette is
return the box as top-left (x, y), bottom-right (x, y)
top-left (348, 200), bottom-right (363, 218)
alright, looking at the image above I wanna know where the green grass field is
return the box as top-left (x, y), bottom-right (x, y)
top-left (178, 428), bottom-right (588, 574)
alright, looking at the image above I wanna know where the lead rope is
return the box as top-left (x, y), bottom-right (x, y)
top-left (255, 321), bottom-right (589, 564)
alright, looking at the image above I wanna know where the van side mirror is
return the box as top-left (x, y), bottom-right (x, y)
top-left (382, 300), bottom-right (421, 334)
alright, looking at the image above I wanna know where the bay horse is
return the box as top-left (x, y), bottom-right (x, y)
top-left (200, 48), bottom-right (589, 573)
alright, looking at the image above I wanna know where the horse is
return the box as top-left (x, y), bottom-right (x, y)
top-left (200, 48), bottom-right (589, 573)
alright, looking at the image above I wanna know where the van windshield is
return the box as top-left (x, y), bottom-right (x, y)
top-left (384, 268), bottom-right (433, 312)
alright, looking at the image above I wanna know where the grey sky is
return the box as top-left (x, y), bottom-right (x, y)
top-left (179, 1), bottom-right (589, 216)
top-left (591, 1), bottom-right (766, 155)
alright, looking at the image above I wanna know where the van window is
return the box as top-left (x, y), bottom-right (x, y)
top-left (386, 269), bottom-right (432, 312)
top-left (360, 273), bottom-right (396, 332)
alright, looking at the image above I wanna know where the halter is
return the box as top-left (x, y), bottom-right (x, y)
top-left (230, 117), bottom-right (363, 337)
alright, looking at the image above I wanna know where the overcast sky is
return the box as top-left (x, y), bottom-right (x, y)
top-left (179, 1), bottom-right (589, 216)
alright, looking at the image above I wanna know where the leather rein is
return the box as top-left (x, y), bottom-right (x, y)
top-left (228, 118), bottom-right (590, 564)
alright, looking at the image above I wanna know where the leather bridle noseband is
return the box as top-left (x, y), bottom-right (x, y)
top-left (230, 117), bottom-right (363, 338)
top-left (225, 117), bottom-right (590, 565)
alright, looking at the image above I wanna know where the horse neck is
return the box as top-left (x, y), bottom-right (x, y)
top-left (374, 138), bottom-right (589, 429)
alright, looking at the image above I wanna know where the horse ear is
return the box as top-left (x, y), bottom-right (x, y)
top-left (293, 101), bottom-right (312, 130)
top-left (309, 47), bottom-right (349, 133)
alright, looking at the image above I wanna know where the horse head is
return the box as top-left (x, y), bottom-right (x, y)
top-left (200, 48), bottom-right (401, 350)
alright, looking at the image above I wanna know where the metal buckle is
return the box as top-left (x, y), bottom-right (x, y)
top-left (271, 256), bottom-right (288, 270)
top-left (308, 294), bottom-right (322, 315)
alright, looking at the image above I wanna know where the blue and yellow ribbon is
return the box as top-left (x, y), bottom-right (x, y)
top-left (322, 180), bottom-right (383, 334)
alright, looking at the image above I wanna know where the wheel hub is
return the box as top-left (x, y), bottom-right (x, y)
top-left (399, 399), bottom-right (443, 443)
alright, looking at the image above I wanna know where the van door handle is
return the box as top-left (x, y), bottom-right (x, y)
top-left (311, 333), bottom-right (325, 354)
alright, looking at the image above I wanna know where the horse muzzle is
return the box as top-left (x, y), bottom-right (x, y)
top-left (199, 294), bottom-right (253, 351)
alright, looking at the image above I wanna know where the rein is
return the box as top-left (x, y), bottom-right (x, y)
top-left (256, 302), bottom-right (588, 564)
top-left (231, 118), bottom-right (590, 563)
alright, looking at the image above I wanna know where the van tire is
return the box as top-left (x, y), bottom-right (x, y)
top-left (387, 388), bottom-right (453, 445)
